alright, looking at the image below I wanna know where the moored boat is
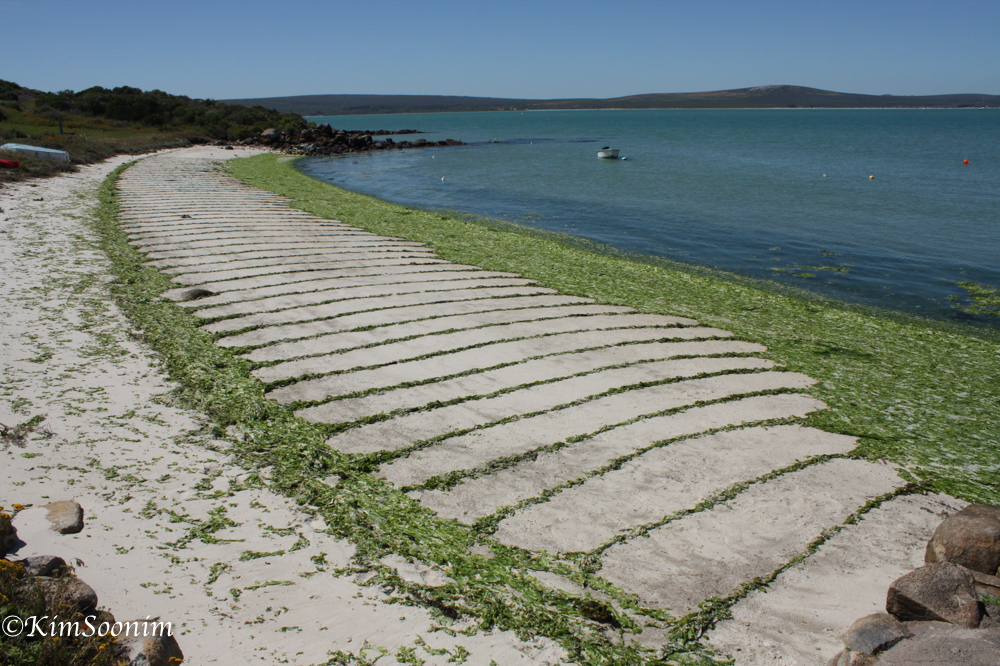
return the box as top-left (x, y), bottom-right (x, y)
top-left (597, 146), bottom-right (620, 159)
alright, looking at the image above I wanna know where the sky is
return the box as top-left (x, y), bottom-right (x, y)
top-left (4, 0), bottom-right (999, 100)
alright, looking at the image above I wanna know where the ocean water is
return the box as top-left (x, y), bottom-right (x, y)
top-left (299, 109), bottom-right (1000, 326)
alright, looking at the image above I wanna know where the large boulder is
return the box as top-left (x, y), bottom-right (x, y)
top-left (19, 555), bottom-right (68, 577)
top-left (886, 562), bottom-right (980, 628)
top-left (30, 575), bottom-right (98, 614)
top-left (876, 621), bottom-right (1000, 665)
top-left (842, 613), bottom-right (912, 655)
top-left (116, 620), bottom-right (184, 666)
top-left (827, 651), bottom-right (879, 666)
top-left (44, 500), bottom-right (84, 534)
top-left (926, 504), bottom-right (1000, 575)
top-left (261, 128), bottom-right (279, 141)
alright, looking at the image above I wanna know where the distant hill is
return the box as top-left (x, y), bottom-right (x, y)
top-left (224, 85), bottom-right (1000, 116)
top-left (220, 94), bottom-right (538, 116)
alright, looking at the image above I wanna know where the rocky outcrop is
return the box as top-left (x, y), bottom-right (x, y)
top-left (841, 613), bottom-right (912, 655)
top-left (223, 122), bottom-right (464, 156)
top-left (827, 503), bottom-right (1000, 665)
top-left (20, 553), bottom-right (68, 577)
top-left (925, 504), bottom-right (1000, 575)
top-left (886, 562), bottom-right (980, 627)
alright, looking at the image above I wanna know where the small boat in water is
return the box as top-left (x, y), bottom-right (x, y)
top-left (597, 146), bottom-right (620, 159)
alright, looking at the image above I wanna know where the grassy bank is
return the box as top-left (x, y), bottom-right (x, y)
top-left (229, 154), bottom-right (1000, 506)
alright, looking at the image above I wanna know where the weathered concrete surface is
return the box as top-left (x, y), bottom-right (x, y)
top-left (708, 493), bottom-right (967, 665)
top-left (113, 149), bottom-right (946, 664)
top-left (599, 459), bottom-right (903, 613)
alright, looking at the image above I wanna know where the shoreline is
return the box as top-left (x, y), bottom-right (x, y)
top-left (230, 154), bottom-right (1000, 506)
top-left (4, 147), bottom-right (995, 665)
top-left (305, 106), bottom-right (1000, 118)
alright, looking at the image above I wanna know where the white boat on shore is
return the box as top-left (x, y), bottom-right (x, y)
top-left (597, 146), bottom-right (620, 159)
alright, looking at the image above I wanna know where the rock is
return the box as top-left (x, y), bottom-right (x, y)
top-left (886, 562), bottom-right (980, 628)
top-left (31, 575), bottom-right (98, 613)
top-left (875, 621), bottom-right (1000, 665)
top-left (0, 511), bottom-right (17, 554)
top-left (972, 569), bottom-right (1000, 597)
top-left (261, 128), bottom-right (278, 140)
top-left (579, 599), bottom-right (618, 626)
top-left (116, 620), bottom-right (184, 666)
top-left (926, 504), bottom-right (1000, 575)
top-left (843, 613), bottom-right (913, 654)
top-left (44, 500), bottom-right (84, 534)
top-left (178, 287), bottom-right (214, 301)
top-left (827, 650), bottom-right (880, 666)
top-left (982, 601), bottom-right (1000, 629)
top-left (19, 555), bottom-right (67, 577)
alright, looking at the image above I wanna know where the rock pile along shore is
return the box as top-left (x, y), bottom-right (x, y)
top-left (225, 123), bottom-right (465, 156)
top-left (828, 503), bottom-right (1000, 665)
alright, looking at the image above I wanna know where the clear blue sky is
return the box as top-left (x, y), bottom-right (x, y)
top-left (4, 0), bottom-right (999, 100)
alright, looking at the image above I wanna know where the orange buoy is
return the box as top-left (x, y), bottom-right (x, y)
top-left (964, 159), bottom-right (970, 165)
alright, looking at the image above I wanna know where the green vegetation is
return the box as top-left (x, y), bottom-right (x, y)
top-left (80, 153), bottom-right (999, 664)
top-left (951, 281), bottom-right (1000, 317)
top-left (0, 79), bottom-right (310, 186)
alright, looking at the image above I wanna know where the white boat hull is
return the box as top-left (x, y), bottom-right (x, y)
top-left (597, 149), bottom-right (620, 159)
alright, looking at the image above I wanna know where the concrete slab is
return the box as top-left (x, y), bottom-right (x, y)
top-left (194, 276), bottom-right (539, 319)
top-left (150, 246), bottom-right (435, 269)
top-left (323, 340), bottom-right (766, 452)
top-left (145, 238), bottom-right (423, 260)
top-left (163, 262), bottom-right (474, 295)
top-left (269, 326), bottom-right (733, 404)
top-left (164, 255), bottom-right (443, 280)
top-left (475, 423), bottom-right (854, 548)
top-left (598, 459), bottom-right (903, 613)
top-left (217, 295), bottom-right (595, 348)
top-left (245, 304), bottom-right (637, 362)
top-left (201, 286), bottom-right (557, 333)
top-left (174, 270), bottom-right (523, 309)
top-left (255, 314), bottom-right (699, 383)
top-left (314, 353), bottom-right (771, 433)
top-left (707, 493), bottom-right (966, 665)
top-left (377, 371), bottom-right (815, 488)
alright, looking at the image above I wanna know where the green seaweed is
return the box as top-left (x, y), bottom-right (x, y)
top-left (951, 281), bottom-right (1000, 317)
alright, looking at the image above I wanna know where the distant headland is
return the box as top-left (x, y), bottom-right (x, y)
top-left (223, 85), bottom-right (1000, 116)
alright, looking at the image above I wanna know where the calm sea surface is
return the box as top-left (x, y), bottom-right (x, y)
top-left (300, 109), bottom-right (1000, 326)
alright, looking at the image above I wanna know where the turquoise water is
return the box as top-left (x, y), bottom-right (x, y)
top-left (300, 109), bottom-right (1000, 325)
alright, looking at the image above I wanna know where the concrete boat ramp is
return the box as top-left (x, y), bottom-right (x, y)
top-left (117, 149), bottom-right (964, 664)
